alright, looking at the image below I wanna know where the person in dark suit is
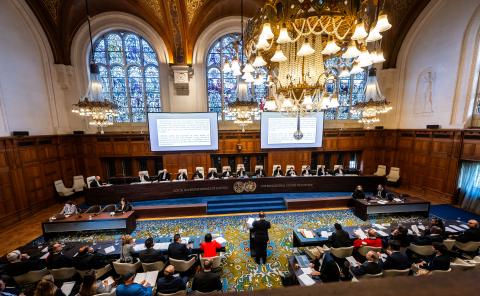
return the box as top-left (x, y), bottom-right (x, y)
top-left (74, 245), bottom-right (109, 271)
top-left (316, 166), bottom-right (326, 176)
top-left (236, 167), bottom-right (247, 178)
top-left (309, 249), bottom-right (341, 283)
top-left (138, 172), bottom-right (150, 182)
top-left (191, 260), bottom-right (222, 293)
top-left (301, 166), bottom-right (312, 176)
top-left (350, 250), bottom-right (383, 276)
top-left (251, 212), bottom-right (271, 264)
top-left (176, 170), bottom-right (187, 181)
top-left (333, 166), bottom-right (343, 176)
top-left (116, 272), bottom-right (152, 296)
top-left (47, 242), bottom-right (74, 269)
top-left (221, 168), bottom-right (232, 178)
top-left (192, 169), bottom-right (204, 180)
top-left (156, 265), bottom-right (187, 294)
top-left (352, 185), bottom-right (366, 199)
top-left (139, 237), bottom-right (166, 263)
top-left (89, 176), bottom-right (102, 188)
top-left (412, 226), bottom-right (444, 245)
top-left (255, 167), bottom-right (266, 178)
top-left (273, 166), bottom-right (283, 177)
top-left (157, 169), bottom-right (171, 181)
top-left (376, 184), bottom-right (387, 199)
top-left (389, 225), bottom-right (410, 247)
top-left (117, 197), bottom-right (133, 212)
top-left (286, 167), bottom-right (297, 177)
top-left (167, 234), bottom-right (192, 261)
top-left (383, 240), bottom-right (411, 270)
top-left (416, 243), bottom-right (450, 271)
top-left (453, 219), bottom-right (480, 242)
top-left (5, 250), bottom-right (45, 277)
top-left (425, 217), bottom-right (445, 234)
top-left (207, 169), bottom-right (218, 179)
top-left (327, 223), bottom-right (352, 248)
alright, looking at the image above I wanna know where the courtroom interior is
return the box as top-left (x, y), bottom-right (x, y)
top-left (1, 0), bottom-right (480, 295)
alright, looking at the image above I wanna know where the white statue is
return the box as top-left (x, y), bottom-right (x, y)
top-left (414, 68), bottom-right (435, 114)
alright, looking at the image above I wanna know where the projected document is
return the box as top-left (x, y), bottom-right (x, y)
top-left (156, 118), bottom-right (211, 147)
top-left (267, 117), bottom-right (317, 144)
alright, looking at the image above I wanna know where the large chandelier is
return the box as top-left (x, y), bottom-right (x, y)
top-left (72, 0), bottom-right (118, 133)
top-left (244, 0), bottom-right (392, 120)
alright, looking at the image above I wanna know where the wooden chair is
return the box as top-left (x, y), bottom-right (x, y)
top-left (194, 167), bottom-right (205, 180)
top-left (157, 291), bottom-right (187, 296)
top-left (138, 171), bottom-right (149, 182)
top-left (386, 167), bottom-right (400, 184)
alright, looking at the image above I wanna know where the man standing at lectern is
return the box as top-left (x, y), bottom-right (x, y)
top-left (252, 212), bottom-right (271, 264)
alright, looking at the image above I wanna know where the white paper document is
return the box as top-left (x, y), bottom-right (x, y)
top-left (40, 252), bottom-right (49, 260)
top-left (41, 247), bottom-right (48, 253)
top-left (448, 225), bottom-right (464, 232)
top-left (376, 230), bottom-right (388, 237)
top-left (393, 198), bottom-right (402, 202)
top-left (407, 229), bottom-right (413, 235)
top-left (61, 281), bottom-right (75, 296)
top-left (104, 276), bottom-right (115, 286)
top-left (104, 246), bottom-right (115, 254)
top-left (246, 218), bottom-right (255, 229)
top-left (134, 271), bottom-right (159, 286)
top-left (181, 237), bottom-right (190, 244)
top-left (346, 256), bottom-right (359, 267)
top-left (134, 244), bottom-right (146, 252)
top-left (460, 224), bottom-right (469, 229)
top-left (301, 267), bottom-right (314, 275)
top-left (154, 242), bottom-right (170, 250)
top-left (372, 223), bottom-right (386, 230)
top-left (411, 225), bottom-right (421, 236)
top-left (320, 231), bottom-right (332, 238)
top-left (418, 225), bottom-right (426, 230)
top-left (445, 227), bottom-right (456, 233)
top-left (376, 200), bottom-right (388, 204)
top-left (298, 273), bottom-right (316, 286)
top-left (354, 228), bottom-right (367, 240)
top-left (214, 237), bottom-right (227, 244)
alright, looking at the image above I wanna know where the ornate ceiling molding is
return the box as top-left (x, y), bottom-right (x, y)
top-left (185, 0), bottom-right (209, 25)
top-left (41, 0), bottom-right (60, 23)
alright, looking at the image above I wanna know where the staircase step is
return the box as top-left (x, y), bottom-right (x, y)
top-left (207, 205), bottom-right (286, 214)
top-left (208, 200), bottom-right (285, 209)
top-left (207, 195), bottom-right (287, 204)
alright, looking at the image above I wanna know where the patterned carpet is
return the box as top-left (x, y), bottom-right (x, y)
top-left (45, 208), bottom-right (427, 292)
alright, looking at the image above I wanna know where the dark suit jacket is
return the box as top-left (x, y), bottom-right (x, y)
top-left (176, 173), bottom-right (187, 180)
top-left (426, 254), bottom-right (450, 271)
top-left (156, 276), bottom-right (186, 294)
top-left (138, 175), bottom-right (150, 182)
top-left (117, 203), bottom-right (133, 212)
top-left (252, 219), bottom-right (271, 242)
top-left (192, 271), bottom-right (222, 293)
top-left (352, 190), bottom-right (365, 199)
top-left (383, 251), bottom-right (411, 270)
top-left (328, 230), bottom-right (352, 248)
top-left (412, 234), bottom-right (444, 246)
top-left (192, 172), bottom-right (204, 179)
top-left (207, 171), bottom-right (218, 179)
top-left (313, 253), bottom-right (341, 282)
top-left (74, 252), bottom-right (107, 270)
top-left (47, 252), bottom-right (74, 269)
top-left (255, 169), bottom-right (266, 177)
top-left (89, 179), bottom-right (101, 188)
top-left (157, 172), bottom-right (171, 181)
top-left (286, 170), bottom-right (297, 176)
top-left (236, 170), bottom-right (247, 177)
top-left (351, 261), bottom-right (382, 276)
top-left (273, 169), bottom-right (283, 176)
top-left (5, 260), bottom-right (45, 277)
top-left (221, 171), bottom-right (232, 178)
top-left (333, 169), bottom-right (343, 175)
top-left (456, 227), bottom-right (480, 243)
top-left (317, 169), bottom-right (326, 176)
top-left (167, 242), bottom-right (190, 261)
top-left (376, 189), bottom-right (387, 199)
top-left (301, 169), bottom-right (311, 176)
top-left (139, 248), bottom-right (166, 263)
top-left (391, 232), bottom-right (410, 247)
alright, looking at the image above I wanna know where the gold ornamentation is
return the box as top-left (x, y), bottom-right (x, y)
top-left (139, 0), bottom-right (165, 26)
top-left (185, 0), bottom-right (208, 25)
top-left (244, 181), bottom-right (257, 193)
top-left (42, 0), bottom-right (60, 23)
top-left (233, 181), bottom-right (246, 193)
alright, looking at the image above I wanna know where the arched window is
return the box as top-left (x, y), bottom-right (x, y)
top-left (91, 31), bottom-right (161, 122)
top-left (206, 33), bottom-right (268, 120)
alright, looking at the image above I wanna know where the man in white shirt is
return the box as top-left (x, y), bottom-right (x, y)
top-left (60, 200), bottom-right (78, 216)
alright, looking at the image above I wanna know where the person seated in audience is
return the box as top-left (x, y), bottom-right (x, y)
top-left (139, 237), bottom-right (166, 263)
top-left (46, 242), bottom-right (74, 270)
top-left (389, 225), bottom-right (410, 247)
top-left (176, 170), bottom-right (187, 181)
top-left (316, 166), bottom-right (327, 176)
top-left (207, 169), bottom-right (218, 179)
top-left (0, 275), bottom-right (23, 296)
top-left (412, 226), bottom-right (444, 245)
top-left (273, 166), bottom-right (283, 177)
top-left (353, 229), bottom-right (382, 249)
top-left (137, 172), bottom-right (150, 182)
top-left (327, 223), bottom-right (352, 248)
top-left (236, 167), bottom-right (248, 178)
top-left (221, 167), bottom-right (232, 178)
top-left (352, 185), bottom-right (365, 199)
top-left (60, 200), bottom-right (78, 216)
top-left (156, 265), bottom-right (187, 294)
top-left (157, 169), bottom-right (171, 181)
top-left (120, 235), bottom-right (136, 263)
top-left (191, 260), bottom-right (222, 293)
top-left (89, 176), bottom-right (102, 188)
top-left (255, 167), bottom-right (266, 178)
top-left (349, 250), bottom-right (383, 277)
top-left (5, 250), bottom-right (45, 277)
top-left (301, 166), bottom-right (311, 176)
top-left (383, 240), bottom-right (411, 270)
top-left (425, 217), bottom-right (445, 234)
top-left (78, 269), bottom-right (114, 296)
top-left (74, 245), bottom-right (108, 271)
top-left (376, 184), bottom-right (387, 199)
top-left (200, 233), bottom-right (221, 258)
top-left (115, 272), bottom-right (152, 296)
top-left (415, 242), bottom-right (450, 272)
top-left (452, 219), bottom-right (480, 242)
top-left (168, 234), bottom-right (192, 261)
top-left (308, 248), bottom-right (341, 283)
top-left (33, 275), bottom-right (64, 296)
top-left (192, 169), bottom-right (203, 180)
top-left (333, 166), bottom-right (343, 176)
top-left (117, 197), bottom-right (133, 212)
top-left (286, 167), bottom-right (296, 177)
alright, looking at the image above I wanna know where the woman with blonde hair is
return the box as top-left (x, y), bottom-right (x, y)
top-left (77, 269), bottom-right (113, 296)
top-left (120, 235), bottom-right (135, 263)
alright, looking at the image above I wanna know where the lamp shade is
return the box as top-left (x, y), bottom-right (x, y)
top-left (252, 55), bottom-right (267, 67)
top-left (349, 62), bottom-right (363, 75)
top-left (233, 67), bottom-right (242, 76)
top-left (342, 41), bottom-right (361, 59)
top-left (339, 67), bottom-right (350, 78)
top-left (260, 23), bottom-right (274, 40)
top-left (254, 75), bottom-right (264, 85)
top-left (357, 48), bottom-right (372, 67)
top-left (321, 38), bottom-right (341, 55)
top-left (351, 22), bottom-right (368, 40)
top-left (264, 98), bottom-right (277, 111)
top-left (256, 37), bottom-right (270, 50)
top-left (366, 28), bottom-right (382, 43)
top-left (297, 40), bottom-right (315, 56)
top-left (270, 47), bottom-right (287, 62)
top-left (282, 97), bottom-right (294, 109)
top-left (276, 27), bottom-right (292, 44)
top-left (372, 50), bottom-right (386, 64)
top-left (242, 63), bottom-right (255, 73)
top-left (329, 93), bottom-right (339, 108)
top-left (88, 63), bottom-right (103, 100)
top-left (231, 58), bottom-right (240, 72)
top-left (375, 11), bottom-right (392, 32)
top-left (223, 62), bottom-right (231, 72)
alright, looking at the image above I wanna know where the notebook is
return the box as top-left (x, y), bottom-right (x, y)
top-left (298, 274), bottom-right (316, 286)
top-left (61, 281), bottom-right (75, 296)
top-left (134, 271), bottom-right (159, 286)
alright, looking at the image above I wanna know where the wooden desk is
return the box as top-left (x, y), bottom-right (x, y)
top-left (352, 197), bottom-right (430, 221)
top-left (42, 211), bottom-right (136, 236)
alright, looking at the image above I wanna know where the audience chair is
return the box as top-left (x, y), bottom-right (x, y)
top-left (49, 267), bottom-right (77, 281)
top-left (101, 204), bottom-right (117, 213)
top-left (272, 164), bottom-right (281, 176)
top-left (54, 180), bottom-right (74, 197)
top-left (429, 268), bottom-right (451, 275)
top-left (236, 164), bottom-right (245, 171)
top-left (443, 239), bottom-right (456, 251)
top-left (451, 258), bottom-right (476, 271)
top-left (454, 241), bottom-right (480, 252)
top-left (208, 168), bottom-right (217, 174)
top-left (254, 165), bottom-right (263, 171)
top-left (77, 264), bottom-right (111, 279)
top-left (199, 255), bottom-right (222, 269)
top-left (84, 205), bottom-right (101, 214)
top-left (195, 167), bottom-right (205, 179)
top-left (73, 175), bottom-right (86, 192)
top-left (192, 291), bottom-right (219, 295)
top-left (222, 166), bottom-right (231, 173)
top-left (373, 165), bottom-right (387, 177)
top-left (86, 176), bottom-right (96, 188)
top-left (330, 246), bottom-right (354, 258)
top-left (113, 259), bottom-right (141, 276)
top-left (178, 169), bottom-right (188, 178)
top-left (157, 291), bottom-right (187, 296)
top-left (408, 244), bottom-right (435, 256)
top-left (386, 167), bottom-right (400, 184)
top-left (93, 293), bottom-right (114, 296)
top-left (169, 257), bottom-right (196, 273)
top-left (141, 261), bottom-right (166, 272)
top-left (357, 246), bottom-right (382, 257)
top-left (316, 165), bottom-right (326, 175)
top-left (13, 268), bottom-right (49, 285)
top-left (157, 169), bottom-right (166, 176)
top-left (382, 268), bottom-right (410, 277)
top-left (138, 171), bottom-right (149, 182)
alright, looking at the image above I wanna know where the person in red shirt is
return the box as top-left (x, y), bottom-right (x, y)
top-left (353, 229), bottom-right (383, 249)
top-left (200, 233), bottom-right (221, 258)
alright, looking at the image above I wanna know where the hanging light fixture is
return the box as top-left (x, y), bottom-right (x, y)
top-left (351, 21), bottom-right (368, 40)
top-left (342, 41), bottom-right (361, 59)
top-left (375, 10), bottom-right (392, 32)
top-left (270, 46), bottom-right (287, 62)
top-left (321, 37), bottom-right (341, 55)
top-left (297, 38), bottom-right (315, 56)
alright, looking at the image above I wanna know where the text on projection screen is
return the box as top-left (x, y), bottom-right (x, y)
top-left (267, 117), bottom-right (317, 144)
top-left (156, 118), bottom-right (211, 147)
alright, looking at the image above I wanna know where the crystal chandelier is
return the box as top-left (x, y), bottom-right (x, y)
top-left (72, 0), bottom-right (118, 133)
top-left (244, 0), bottom-right (392, 119)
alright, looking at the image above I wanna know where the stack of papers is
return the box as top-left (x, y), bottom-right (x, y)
top-left (411, 225), bottom-right (421, 236)
top-left (346, 256), bottom-right (359, 267)
top-left (418, 225), bottom-right (426, 231)
top-left (213, 237), bottom-right (227, 244)
top-left (460, 224), bottom-right (469, 229)
top-left (299, 229), bottom-right (315, 238)
top-left (246, 218), bottom-right (255, 229)
top-left (354, 228), bottom-right (367, 240)
top-left (154, 242), bottom-right (170, 250)
top-left (376, 230), bottom-right (388, 237)
top-left (449, 225), bottom-right (465, 232)
top-left (104, 246), bottom-right (115, 254)
top-left (320, 231), bottom-right (332, 238)
top-left (376, 200), bottom-right (388, 204)
top-left (297, 274), bottom-right (316, 286)
top-left (445, 226), bottom-right (456, 233)
top-left (301, 267), bottom-right (314, 275)
top-left (133, 244), bottom-right (146, 252)
top-left (61, 281), bottom-right (75, 296)
top-left (134, 271), bottom-right (159, 286)
top-left (372, 223), bottom-right (386, 230)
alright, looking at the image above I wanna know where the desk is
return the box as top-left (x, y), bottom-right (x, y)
top-left (352, 197), bottom-right (430, 221)
top-left (42, 212), bottom-right (136, 236)
top-left (86, 176), bottom-right (385, 204)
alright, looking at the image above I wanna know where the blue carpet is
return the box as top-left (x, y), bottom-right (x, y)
top-left (430, 204), bottom-right (480, 222)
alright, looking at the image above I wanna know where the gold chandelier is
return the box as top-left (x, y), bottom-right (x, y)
top-left (244, 0), bottom-right (392, 118)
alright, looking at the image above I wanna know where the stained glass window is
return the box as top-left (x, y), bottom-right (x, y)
top-left (206, 33), bottom-right (269, 120)
top-left (91, 31), bottom-right (161, 122)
